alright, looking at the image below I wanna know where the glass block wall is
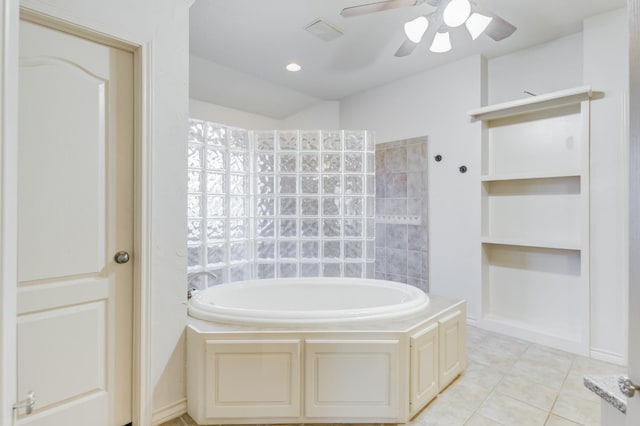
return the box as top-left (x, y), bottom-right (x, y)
top-left (187, 119), bottom-right (376, 287)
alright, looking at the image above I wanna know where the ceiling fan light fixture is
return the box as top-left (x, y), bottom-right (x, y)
top-left (465, 12), bottom-right (493, 40)
top-left (404, 16), bottom-right (429, 43)
top-left (430, 31), bottom-right (452, 53)
top-left (443, 0), bottom-right (471, 28)
top-left (286, 62), bottom-right (302, 72)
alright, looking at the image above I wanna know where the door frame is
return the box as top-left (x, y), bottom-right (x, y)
top-left (1, 5), bottom-right (153, 426)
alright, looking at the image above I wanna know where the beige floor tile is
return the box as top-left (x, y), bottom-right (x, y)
top-left (570, 354), bottom-right (626, 376)
top-left (180, 414), bottom-right (198, 425)
top-left (477, 392), bottom-right (549, 426)
top-left (545, 414), bottom-right (582, 425)
top-left (464, 413), bottom-right (504, 425)
top-left (552, 392), bottom-right (600, 426)
top-left (494, 374), bottom-right (559, 411)
top-left (560, 370), bottom-right (601, 403)
top-left (413, 395), bottom-right (475, 426)
top-left (510, 358), bottom-right (568, 391)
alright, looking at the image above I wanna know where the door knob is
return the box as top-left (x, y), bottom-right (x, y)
top-left (114, 251), bottom-right (130, 264)
top-left (618, 376), bottom-right (640, 398)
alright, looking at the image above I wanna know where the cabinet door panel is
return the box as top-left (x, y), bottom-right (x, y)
top-left (439, 310), bottom-right (466, 388)
top-left (410, 323), bottom-right (438, 415)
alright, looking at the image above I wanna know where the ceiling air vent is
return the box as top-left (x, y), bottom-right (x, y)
top-left (304, 19), bottom-right (344, 41)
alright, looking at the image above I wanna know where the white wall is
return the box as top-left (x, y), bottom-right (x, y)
top-left (487, 32), bottom-right (584, 104)
top-left (20, 0), bottom-right (191, 420)
top-left (583, 8), bottom-right (629, 364)
top-left (340, 55), bottom-right (485, 321)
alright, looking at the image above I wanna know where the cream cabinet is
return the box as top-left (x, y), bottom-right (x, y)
top-left (409, 323), bottom-right (438, 415)
top-left (469, 86), bottom-right (592, 355)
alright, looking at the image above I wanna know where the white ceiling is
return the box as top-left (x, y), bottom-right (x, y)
top-left (189, 0), bottom-right (625, 118)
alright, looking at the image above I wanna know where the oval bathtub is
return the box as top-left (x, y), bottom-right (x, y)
top-left (188, 277), bottom-right (430, 326)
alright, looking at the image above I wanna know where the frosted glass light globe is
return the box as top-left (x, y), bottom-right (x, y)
top-left (443, 0), bottom-right (471, 28)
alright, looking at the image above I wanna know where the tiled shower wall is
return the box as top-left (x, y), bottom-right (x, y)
top-left (187, 119), bottom-right (375, 288)
top-left (374, 137), bottom-right (429, 291)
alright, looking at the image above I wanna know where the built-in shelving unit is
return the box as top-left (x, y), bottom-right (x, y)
top-left (469, 86), bottom-right (592, 355)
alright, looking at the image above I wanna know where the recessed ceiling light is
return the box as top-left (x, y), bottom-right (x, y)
top-left (286, 62), bottom-right (302, 72)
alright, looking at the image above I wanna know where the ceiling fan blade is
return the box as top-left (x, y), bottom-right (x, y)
top-left (394, 39), bottom-right (419, 57)
top-left (484, 14), bottom-right (517, 41)
top-left (340, 0), bottom-right (418, 18)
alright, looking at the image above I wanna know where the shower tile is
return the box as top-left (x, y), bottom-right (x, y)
top-left (301, 241), bottom-right (319, 259)
top-left (323, 175), bottom-right (341, 195)
top-left (408, 225), bottom-right (428, 251)
top-left (344, 197), bottom-right (363, 216)
top-left (206, 172), bottom-right (225, 194)
top-left (207, 219), bottom-right (225, 241)
top-left (300, 262), bottom-right (320, 277)
top-left (408, 198), bottom-right (423, 216)
top-left (229, 174), bottom-right (247, 194)
top-left (322, 131), bottom-right (342, 151)
top-left (301, 131), bottom-right (320, 150)
top-left (385, 198), bottom-right (407, 215)
top-left (300, 153), bottom-right (319, 172)
top-left (322, 219), bottom-right (341, 238)
top-left (386, 173), bottom-right (407, 197)
top-left (257, 175), bottom-right (274, 194)
top-left (187, 220), bottom-right (202, 244)
top-left (188, 245), bottom-right (203, 267)
top-left (279, 197), bottom-right (297, 216)
top-left (374, 254), bottom-right (385, 274)
top-left (344, 241), bottom-right (363, 259)
top-left (407, 172), bottom-right (423, 197)
top-left (322, 198), bottom-right (341, 216)
top-left (375, 271), bottom-right (387, 280)
top-left (256, 153), bottom-right (275, 173)
top-left (229, 219), bottom-right (247, 239)
top-left (279, 241), bottom-right (297, 259)
top-left (278, 153), bottom-right (297, 173)
top-left (254, 130), bottom-right (275, 151)
top-left (278, 131), bottom-right (298, 150)
top-left (228, 128), bottom-right (248, 150)
top-left (206, 147), bottom-right (226, 170)
top-left (206, 244), bottom-right (225, 265)
top-left (344, 219), bottom-right (363, 238)
top-left (301, 198), bottom-right (319, 216)
top-left (375, 223), bottom-right (386, 247)
top-left (229, 196), bottom-right (246, 217)
top-left (187, 194), bottom-right (202, 218)
top-left (375, 172), bottom-right (386, 198)
top-left (230, 242), bottom-right (248, 263)
top-left (386, 248), bottom-right (407, 276)
top-left (386, 224), bottom-right (408, 250)
top-left (279, 263), bottom-right (297, 278)
top-left (323, 241), bottom-right (341, 259)
top-left (375, 149), bottom-right (385, 171)
top-left (278, 176), bottom-right (297, 194)
top-left (229, 152), bottom-right (247, 172)
top-left (345, 262), bottom-right (363, 278)
top-left (301, 176), bottom-right (319, 194)
top-left (376, 199), bottom-right (385, 215)
top-left (301, 219), bottom-right (319, 237)
top-left (257, 219), bottom-right (275, 238)
top-left (257, 241), bottom-right (275, 260)
top-left (344, 130), bottom-right (364, 150)
top-left (188, 119), bottom-right (204, 143)
top-left (387, 273), bottom-right (408, 284)
top-left (407, 142), bottom-right (426, 172)
top-left (257, 263), bottom-right (275, 279)
top-left (386, 146), bottom-right (407, 172)
top-left (322, 262), bottom-right (341, 277)
top-left (323, 153), bottom-right (342, 172)
top-left (279, 219), bottom-right (297, 237)
top-left (344, 152), bottom-right (363, 173)
top-left (205, 123), bottom-right (226, 146)
top-left (187, 144), bottom-right (203, 169)
top-left (344, 175), bottom-right (363, 194)
top-left (407, 251), bottom-right (423, 278)
top-left (187, 170), bottom-right (202, 193)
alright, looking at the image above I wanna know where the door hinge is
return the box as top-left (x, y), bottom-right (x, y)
top-left (12, 391), bottom-right (36, 415)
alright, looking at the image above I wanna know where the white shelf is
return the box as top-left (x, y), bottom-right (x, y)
top-left (481, 171), bottom-right (582, 182)
top-left (481, 236), bottom-right (581, 251)
top-left (468, 85), bottom-right (592, 122)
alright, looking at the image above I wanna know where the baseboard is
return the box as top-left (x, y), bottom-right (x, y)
top-left (151, 398), bottom-right (187, 426)
top-left (466, 316), bottom-right (478, 327)
top-left (590, 348), bottom-right (627, 366)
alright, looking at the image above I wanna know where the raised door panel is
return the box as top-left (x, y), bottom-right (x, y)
top-left (410, 323), bottom-right (438, 415)
top-left (204, 340), bottom-right (301, 419)
top-left (439, 310), bottom-right (466, 388)
top-left (305, 339), bottom-right (399, 419)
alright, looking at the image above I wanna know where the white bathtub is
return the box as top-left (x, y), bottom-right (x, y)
top-left (186, 278), bottom-right (467, 425)
top-left (188, 277), bottom-right (430, 326)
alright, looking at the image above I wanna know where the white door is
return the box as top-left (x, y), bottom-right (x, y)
top-left (628, 0), bottom-right (640, 424)
top-left (16, 19), bottom-right (133, 426)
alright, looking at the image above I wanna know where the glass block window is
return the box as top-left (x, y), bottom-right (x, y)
top-left (187, 119), bottom-right (251, 288)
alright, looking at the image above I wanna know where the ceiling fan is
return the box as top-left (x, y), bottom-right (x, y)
top-left (340, 0), bottom-right (517, 57)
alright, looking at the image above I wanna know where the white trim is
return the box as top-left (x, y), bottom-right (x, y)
top-left (0, 0), bottom-right (18, 424)
top-left (590, 348), bottom-right (627, 367)
top-left (17, 9), bottom-right (151, 425)
top-left (151, 398), bottom-right (187, 426)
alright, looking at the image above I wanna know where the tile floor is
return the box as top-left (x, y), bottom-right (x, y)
top-left (160, 326), bottom-right (625, 426)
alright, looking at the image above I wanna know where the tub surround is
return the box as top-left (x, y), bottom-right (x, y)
top-left (186, 293), bottom-right (466, 424)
